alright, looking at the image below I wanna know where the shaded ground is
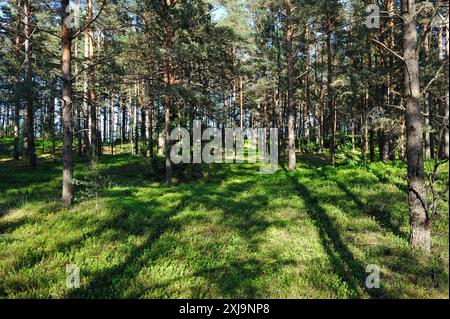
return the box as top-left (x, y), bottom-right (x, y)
top-left (0, 153), bottom-right (448, 298)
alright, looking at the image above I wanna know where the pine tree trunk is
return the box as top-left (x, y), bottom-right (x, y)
top-left (316, 44), bottom-right (325, 153)
top-left (134, 86), bottom-right (139, 156)
top-left (134, 107), bottom-right (139, 155)
top-left (163, 10), bottom-right (173, 184)
top-left (128, 93), bottom-right (133, 155)
top-left (351, 117), bottom-right (355, 152)
top-left (85, 0), bottom-right (96, 163)
top-left (110, 93), bottom-right (114, 155)
top-left (13, 0), bottom-right (21, 161)
top-left (285, 0), bottom-right (296, 171)
top-left (402, 0), bottom-right (430, 253)
top-left (388, 133), bottom-right (395, 161)
top-left (239, 76), bottom-right (244, 130)
top-left (444, 0), bottom-right (449, 159)
top-left (387, 0), bottom-right (396, 163)
top-left (369, 128), bottom-right (375, 162)
top-left (61, 0), bottom-right (74, 206)
top-left (147, 96), bottom-right (153, 159)
top-left (380, 130), bottom-right (390, 163)
top-left (140, 96), bottom-right (147, 157)
top-left (121, 96), bottom-right (126, 147)
top-left (49, 88), bottom-right (56, 156)
top-left (103, 103), bottom-right (107, 144)
top-left (164, 92), bottom-right (172, 183)
top-left (23, 0), bottom-right (36, 168)
top-left (305, 34), bottom-right (311, 142)
top-left (424, 96), bottom-right (431, 159)
top-left (74, 37), bottom-right (82, 157)
top-left (362, 95), bottom-right (369, 162)
top-left (422, 15), bottom-right (432, 160)
top-left (326, 15), bottom-right (335, 166)
top-left (399, 113), bottom-right (406, 160)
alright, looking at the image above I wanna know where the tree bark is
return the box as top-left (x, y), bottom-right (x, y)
top-left (380, 130), bottom-right (390, 163)
top-left (163, 4), bottom-right (174, 184)
top-left (362, 94), bottom-right (369, 162)
top-left (110, 93), bottom-right (114, 155)
top-left (239, 75), bottom-right (244, 130)
top-left (61, 0), bottom-right (74, 206)
top-left (23, 0), bottom-right (36, 168)
top-left (128, 93), bottom-right (134, 155)
top-left (402, 0), bottom-right (430, 253)
top-left (315, 43), bottom-right (324, 153)
top-left (369, 128), bottom-right (375, 162)
top-left (140, 93), bottom-right (147, 157)
top-left (147, 93), bottom-right (154, 159)
top-left (285, 0), bottom-right (296, 171)
top-left (305, 34), bottom-right (311, 142)
top-left (423, 15), bottom-right (432, 160)
top-left (444, 0), bottom-right (449, 159)
top-left (326, 14), bottom-right (335, 166)
top-left (85, 0), bottom-right (96, 164)
top-left (134, 86), bottom-right (140, 156)
top-left (120, 96), bottom-right (126, 147)
top-left (13, 0), bottom-right (22, 161)
top-left (399, 113), bottom-right (406, 160)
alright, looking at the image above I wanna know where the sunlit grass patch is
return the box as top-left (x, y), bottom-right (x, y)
top-left (0, 153), bottom-right (448, 298)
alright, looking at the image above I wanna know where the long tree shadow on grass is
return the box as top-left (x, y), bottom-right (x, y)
top-left (66, 159), bottom-right (378, 298)
top-left (0, 161), bottom-right (60, 211)
top-left (282, 166), bottom-right (389, 298)
top-left (170, 179), bottom-right (297, 298)
top-left (366, 165), bottom-right (408, 193)
top-left (64, 192), bottom-right (187, 298)
top-left (64, 163), bottom-right (283, 298)
top-left (311, 164), bottom-right (408, 240)
top-left (333, 180), bottom-right (408, 241)
top-left (0, 156), bottom-right (94, 215)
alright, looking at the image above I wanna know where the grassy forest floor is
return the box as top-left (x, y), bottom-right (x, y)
top-left (0, 147), bottom-right (448, 298)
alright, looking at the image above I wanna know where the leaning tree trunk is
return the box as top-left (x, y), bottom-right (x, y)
top-left (402, 0), bottom-right (430, 253)
top-left (61, 0), bottom-right (74, 206)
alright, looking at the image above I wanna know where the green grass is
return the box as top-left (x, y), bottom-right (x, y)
top-left (0, 152), bottom-right (448, 298)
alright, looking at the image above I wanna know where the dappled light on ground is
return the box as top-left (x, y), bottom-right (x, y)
top-left (0, 154), bottom-right (448, 298)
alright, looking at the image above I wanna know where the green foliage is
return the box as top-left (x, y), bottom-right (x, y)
top-left (0, 154), bottom-right (448, 298)
top-left (297, 137), bottom-right (317, 154)
top-left (73, 166), bottom-right (115, 203)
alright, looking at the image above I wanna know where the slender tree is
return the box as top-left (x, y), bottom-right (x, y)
top-left (61, 0), bottom-right (74, 206)
top-left (285, 0), bottom-right (296, 171)
top-left (22, 0), bottom-right (36, 168)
